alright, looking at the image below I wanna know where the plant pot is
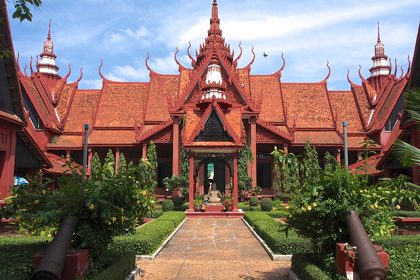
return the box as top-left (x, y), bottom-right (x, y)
top-left (33, 249), bottom-right (89, 280)
top-left (194, 206), bottom-right (202, 212)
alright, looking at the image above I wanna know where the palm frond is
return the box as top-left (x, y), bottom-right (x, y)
top-left (405, 89), bottom-right (420, 123)
top-left (392, 140), bottom-right (420, 167)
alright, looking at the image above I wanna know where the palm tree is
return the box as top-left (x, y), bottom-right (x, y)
top-left (392, 89), bottom-right (420, 167)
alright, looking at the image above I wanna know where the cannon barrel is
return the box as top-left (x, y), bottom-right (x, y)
top-left (345, 211), bottom-right (386, 280)
top-left (32, 216), bottom-right (79, 280)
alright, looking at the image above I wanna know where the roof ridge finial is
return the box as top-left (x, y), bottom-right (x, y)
top-left (208, 0), bottom-right (221, 37)
top-left (48, 19), bottom-right (51, 40)
top-left (377, 21), bottom-right (380, 43)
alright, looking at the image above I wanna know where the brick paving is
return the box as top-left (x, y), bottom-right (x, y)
top-left (136, 218), bottom-right (290, 280)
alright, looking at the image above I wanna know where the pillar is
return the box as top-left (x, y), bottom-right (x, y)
top-left (336, 148), bottom-right (341, 166)
top-left (65, 150), bottom-right (71, 162)
top-left (233, 153), bottom-right (239, 211)
top-left (250, 117), bottom-right (257, 186)
top-left (142, 143), bottom-right (147, 160)
top-left (0, 124), bottom-right (16, 199)
top-left (188, 152), bottom-right (194, 211)
top-left (284, 143), bottom-right (288, 154)
top-left (115, 147), bottom-right (120, 175)
top-left (172, 117), bottom-right (180, 176)
top-left (87, 149), bottom-right (93, 175)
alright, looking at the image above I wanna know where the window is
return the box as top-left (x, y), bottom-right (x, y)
top-left (22, 89), bottom-right (44, 130)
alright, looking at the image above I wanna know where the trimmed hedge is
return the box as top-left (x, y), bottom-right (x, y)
top-left (394, 210), bottom-right (420, 217)
top-left (260, 198), bottom-right (273, 211)
top-left (375, 235), bottom-right (420, 280)
top-left (0, 235), bottom-right (50, 280)
top-left (267, 211), bottom-right (288, 218)
top-left (83, 253), bottom-right (136, 280)
top-left (250, 197), bottom-right (259, 207)
top-left (244, 212), bottom-right (311, 254)
top-left (171, 196), bottom-right (184, 207)
top-left (111, 211), bottom-right (185, 256)
top-left (291, 254), bottom-right (332, 280)
top-left (162, 199), bottom-right (174, 211)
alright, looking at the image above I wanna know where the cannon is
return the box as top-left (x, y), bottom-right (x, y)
top-left (32, 216), bottom-right (79, 280)
top-left (345, 211), bottom-right (387, 280)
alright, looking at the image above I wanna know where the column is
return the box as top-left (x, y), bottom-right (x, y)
top-left (233, 153), bottom-right (239, 211)
top-left (172, 117), bottom-right (180, 176)
top-left (250, 117), bottom-right (257, 186)
top-left (284, 143), bottom-right (289, 154)
top-left (87, 149), bottom-right (93, 175)
top-left (65, 150), bottom-right (71, 162)
top-left (188, 152), bottom-right (194, 211)
top-left (142, 143), bottom-right (147, 160)
top-left (115, 147), bottom-right (120, 175)
top-left (336, 148), bottom-right (341, 166)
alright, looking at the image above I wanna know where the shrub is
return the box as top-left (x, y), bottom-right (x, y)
top-left (260, 198), bottom-right (273, 211)
top-left (291, 254), bottom-right (332, 280)
top-left (244, 212), bottom-right (311, 254)
top-left (171, 196), bottom-right (184, 207)
top-left (9, 152), bottom-right (156, 259)
top-left (162, 199), bottom-right (174, 211)
top-left (394, 210), bottom-right (420, 217)
top-left (250, 197), bottom-right (259, 206)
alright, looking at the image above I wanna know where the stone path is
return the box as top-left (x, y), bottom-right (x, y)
top-left (136, 218), bottom-right (290, 280)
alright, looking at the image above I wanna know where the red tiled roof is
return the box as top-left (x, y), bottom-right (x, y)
top-left (349, 154), bottom-right (383, 175)
top-left (63, 90), bottom-right (100, 132)
top-left (250, 76), bottom-right (284, 122)
top-left (89, 129), bottom-right (136, 145)
top-left (237, 69), bottom-right (250, 97)
top-left (145, 75), bottom-right (179, 122)
top-left (47, 135), bottom-right (82, 149)
top-left (95, 82), bottom-right (149, 128)
top-left (329, 91), bottom-right (364, 133)
top-left (282, 83), bottom-right (334, 128)
top-left (44, 152), bottom-right (79, 174)
top-left (351, 84), bottom-right (372, 128)
top-left (55, 83), bottom-right (76, 121)
top-left (293, 130), bottom-right (342, 145)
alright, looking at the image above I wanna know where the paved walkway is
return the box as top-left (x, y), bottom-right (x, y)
top-left (136, 218), bottom-right (290, 280)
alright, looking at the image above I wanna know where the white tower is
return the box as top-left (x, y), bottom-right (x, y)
top-left (38, 20), bottom-right (59, 76)
top-left (369, 22), bottom-right (390, 77)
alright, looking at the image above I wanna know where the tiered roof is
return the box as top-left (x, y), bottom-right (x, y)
top-left (13, 0), bottom-right (414, 172)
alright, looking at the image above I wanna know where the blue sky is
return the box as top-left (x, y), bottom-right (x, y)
top-left (7, 0), bottom-right (420, 90)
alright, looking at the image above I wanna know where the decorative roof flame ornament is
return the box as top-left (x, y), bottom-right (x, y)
top-left (38, 19), bottom-right (59, 76)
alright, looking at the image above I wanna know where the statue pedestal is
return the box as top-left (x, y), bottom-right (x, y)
top-left (205, 203), bottom-right (225, 212)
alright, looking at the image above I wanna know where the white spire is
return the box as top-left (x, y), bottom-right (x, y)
top-left (39, 19), bottom-right (59, 76)
top-left (369, 22), bottom-right (389, 77)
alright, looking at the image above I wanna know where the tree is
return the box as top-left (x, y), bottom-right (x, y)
top-left (12, 0), bottom-right (42, 22)
top-left (392, 89), bottom-right (420, 166)
top-left (147, 141), bottom-right (158, 186)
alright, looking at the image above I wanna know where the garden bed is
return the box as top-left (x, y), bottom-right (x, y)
top-left (243, 212), bottom-right (311, 255)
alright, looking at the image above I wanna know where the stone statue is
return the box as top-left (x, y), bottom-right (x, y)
top-left (206, 183), bottom-right (223, 203)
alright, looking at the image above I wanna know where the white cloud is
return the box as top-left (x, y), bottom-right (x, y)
top-left (125, 25), bottom-right (151, 39)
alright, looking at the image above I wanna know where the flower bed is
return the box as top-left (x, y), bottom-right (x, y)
top-left (244, 212), bottom-right (311, 254)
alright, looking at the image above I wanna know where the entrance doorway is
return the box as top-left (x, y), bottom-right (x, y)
top-left (203, 159), bottom-right (226, 195)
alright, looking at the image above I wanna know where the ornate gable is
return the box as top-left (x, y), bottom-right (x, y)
top-left (195, 110), bottom-right (233, 142)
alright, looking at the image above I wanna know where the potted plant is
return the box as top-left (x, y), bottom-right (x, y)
top-left (193, 195), bottom-right (204, 212)
top-left (223, 196), bottom-right (234, 212)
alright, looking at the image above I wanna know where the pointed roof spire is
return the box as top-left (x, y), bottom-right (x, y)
top-left (39, 19), bottom-right (59, 76)
top-left (377, 21), bottom-right (381, 43)
top-left (208, 0), bottom-right (221, 37)
top-left (47, 18), bottom-right (51, 40)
